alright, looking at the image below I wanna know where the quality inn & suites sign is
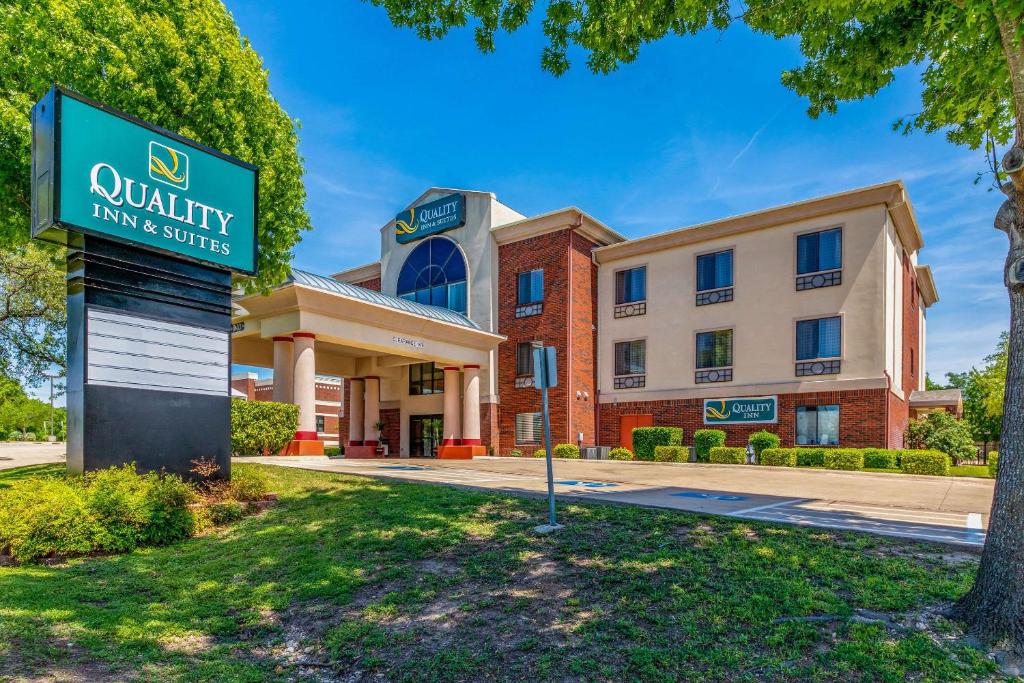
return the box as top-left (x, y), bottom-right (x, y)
top-left (394, 193), bottom-right (466, 244)
top-left (703, 396), bottom-right (778, 424)
top-left (31, 86), bottom-right (257, 273)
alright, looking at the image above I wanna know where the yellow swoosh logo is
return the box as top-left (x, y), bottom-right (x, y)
top-left (395, 208), bottom-right (417, 235)
top-left (150, 148), bottom-right (185, 183)
top-left (705, 401), bottom-right (731, 420)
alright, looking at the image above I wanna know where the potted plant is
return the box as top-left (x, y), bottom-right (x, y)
top-left (375, 419), bottom-right (387, 453)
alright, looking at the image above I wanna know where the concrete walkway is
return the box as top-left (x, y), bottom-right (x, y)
top-left (0, 442), bottom-right (66, 471)
top-left (240, 455), bottom-right (994, 547)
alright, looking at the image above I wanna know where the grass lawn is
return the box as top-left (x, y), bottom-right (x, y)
top-left (0, 463), bottom-right (1001, 682)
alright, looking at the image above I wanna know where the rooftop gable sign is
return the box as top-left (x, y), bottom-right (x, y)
top-left (395, 193), bottom-right (465, 244)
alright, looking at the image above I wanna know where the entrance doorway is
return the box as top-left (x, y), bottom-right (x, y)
top-left (620, 414), bottom-right (654, 451)
top-left (410, 414), bottom-right (444, 458)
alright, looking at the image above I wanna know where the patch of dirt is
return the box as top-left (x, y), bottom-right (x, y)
top-left (159, 633), bottom-right (216, 655)
top-left (3, 638), bottom-right (127, 683)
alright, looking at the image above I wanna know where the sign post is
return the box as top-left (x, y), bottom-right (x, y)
top-left (30, 86), bottom-right (258, 478)
top-left (532, 343), bottom-right (561, 532)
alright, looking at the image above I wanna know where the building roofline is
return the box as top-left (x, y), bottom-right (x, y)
top-left (491, 206), bottom-right (626, 246)
top-left (915, 265), bottom-right (939, 307)
top-left (331, 261), bottom-right (381, 283)
top-left (593, 180), bottom-right (924, 263)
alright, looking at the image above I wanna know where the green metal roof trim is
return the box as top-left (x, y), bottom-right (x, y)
top-left (285, 269), bottom-right (481, 330)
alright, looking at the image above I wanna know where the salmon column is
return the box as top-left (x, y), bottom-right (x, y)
top-left (362, 376), bottom-right (380, 447)
top-left (271, 337), bottom-right (293, 403)
top-left (348, 377), bottom-right (365, 446)
top-left (291, 333), bottom-right (317, 439)
top-left (442, 366), bottom-right (462, 445)
top-left (462, 365), bottom-right (481, 446)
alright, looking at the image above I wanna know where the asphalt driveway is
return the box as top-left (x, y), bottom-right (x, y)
top-left (0, 442), bottom-right (65, 471)
top-left (240, 455), bottom-right (994, 547)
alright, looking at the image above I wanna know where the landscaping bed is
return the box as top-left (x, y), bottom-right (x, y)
top-left (0, 463), bottom-right (1003, 681)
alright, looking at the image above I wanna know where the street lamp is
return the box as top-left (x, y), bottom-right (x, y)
top-left (43, 371), bottom-right (61, 442)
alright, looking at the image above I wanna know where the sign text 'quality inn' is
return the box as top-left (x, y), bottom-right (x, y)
top-left (31, 87), bottom-right (257, 273)
top-left (395, 193), bottom-right (466, 244)
top-left (703, 396), bottom-right (778, 424)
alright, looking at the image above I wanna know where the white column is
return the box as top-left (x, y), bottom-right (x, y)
top-left (271, 337), bottom-right (293, 403)
top-left (292, 333), bottom-right (316, 438)
top-left (462, 365), bottom-right (481, 446)
top-left (348, 378), bottom-right (365, 446)
top-left (442, 366), bottom-right (462, 445)
top-left (363, 376), bottom-right (380, 446)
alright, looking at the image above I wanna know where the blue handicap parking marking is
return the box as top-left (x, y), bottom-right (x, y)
top-left (555, 480), bottom-right (620, 488)
top-left (379, 465), bottom-right (428, 471)
top-left (672, 491), bottom-right (747, 501)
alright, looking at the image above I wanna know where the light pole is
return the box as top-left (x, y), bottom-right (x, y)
top-left (43, 371), bottom-right (59, 442)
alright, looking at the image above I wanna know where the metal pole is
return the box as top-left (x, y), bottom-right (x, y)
top-left (48, 375), bottom-right (55, 439)
top-left (541, 383), bottom-right (556, 527)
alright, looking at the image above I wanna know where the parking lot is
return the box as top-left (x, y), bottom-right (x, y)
top-left (242, 455), bottom-right (993, 547)
top-left (0, 442), bottom-right (65, 471)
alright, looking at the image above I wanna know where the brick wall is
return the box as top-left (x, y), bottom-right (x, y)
top-left (380, 408), bottom-right (401, 453)
top-left (354, 277), bottom-right (381, 292)
top-left (568, 231), bottom-right (599, 445)
top-left (481, 402), bottom-right (498, 453)
top-left (231, 376), bottom-right (255, 399)
top-left (887, 389), bottom-right (908, 448)
top-left (598, 389), bottom-right (890, 449)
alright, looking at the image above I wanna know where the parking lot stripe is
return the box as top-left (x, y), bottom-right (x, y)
top-left (729, 498), bottom-right (807, 516)
top-left (967, 513), bottom-right (983, 529)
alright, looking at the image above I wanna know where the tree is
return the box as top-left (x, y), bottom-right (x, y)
top-left (905, 411), bottom-right (978, 465)
top-left (0, 0), bottom-right (310, 286)
top-left (0, 243), bottom-right (66, 383)
top-left (368, 0), bottom-right (1024, 652)
top-left (946, 333), bottom-right (1008, 454)
top-left (978, 332), bottom-right (1009, 422)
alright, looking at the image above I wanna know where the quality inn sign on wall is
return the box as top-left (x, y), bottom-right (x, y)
top-left (31, 86), bottom-right (257, 273)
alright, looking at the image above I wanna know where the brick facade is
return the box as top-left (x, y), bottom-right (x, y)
top-left (353, 277), bottom-right (381, 291)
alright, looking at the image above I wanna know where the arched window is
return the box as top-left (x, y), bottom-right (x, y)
top-left (396, 237), bottom-right (468, 313)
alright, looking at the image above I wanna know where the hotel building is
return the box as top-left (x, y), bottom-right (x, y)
top-left (231, 181), bottom-right (958, 457)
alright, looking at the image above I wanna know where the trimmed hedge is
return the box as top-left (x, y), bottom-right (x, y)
top-left (760, 448), bottom-right (797, 467)
top-left (863, 448), bottom-right (898, 469)
top-left (901, 450), bottom-right (950, 476)
top-left (553, 443), bottom-right (581, 459)
top-left (709, 446), bottom-right (746, 464)
top-left (533, 449), bottom-right (547, 458)
top-left (748, 431), bottom-right (781, 458)
top-left (654, 446), bottom-right (688, 462)
top-left (632, 427), bottom-right (683, 462)
top-left (608, 447), bottom-right (634, 461)
top-left (693, 429), bottom-right (726, 462)
top-left (796, 448), bottom-right (826, 467)
top-left (324, 446), bottom-right (341, 457)
top-left (231, 399), bottom-right (299, 456)
top-left (988, 451), bottom-right (999, 478)
top-left (822, 449), bottom-right (864, 471)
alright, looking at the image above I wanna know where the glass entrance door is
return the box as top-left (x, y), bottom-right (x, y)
top-left (410, 415), bottom-right (444, 458)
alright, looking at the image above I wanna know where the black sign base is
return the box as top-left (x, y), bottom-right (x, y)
top-left (66, 234), bottom-right (233, 479)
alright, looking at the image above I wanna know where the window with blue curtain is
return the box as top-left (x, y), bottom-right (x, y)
top-left (796, 317), bottom-right (842, 360)
top-left (517, 269), bottom-right (544, 304)
top-left (396, 237), bottom-right (468, 313)
top-left (696, 250), bottom-right (733, 291)
top-left (696, 329), bottom-right (733, 368)
top-left (614, 340), bottom-right (646, 376)
top-left (797, 228), bottom-right (842, 274)
top-left (615, 266), bottom-right (646, 304)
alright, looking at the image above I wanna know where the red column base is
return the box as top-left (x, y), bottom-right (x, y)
top-left (345, 445), bottom-right (385, 459)
top-left (437, 445), bottom-right (487, 460)
top-left (348, 440), bottom-right (364, 447)
top-left (281, 439), bottom-right (325, 456)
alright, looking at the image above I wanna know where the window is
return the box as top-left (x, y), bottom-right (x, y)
top-left (316, 415), bottom-right (325, 433)
top-left (517, 270), bottom-right (544, 305)
top-left (614, 340), bottom-right (646, 376)
top-left (409, 362), bottom-right (444, 395)
top-left (796, 405), bottom-right (840, 446)
top-left (796, 317), bottom-right (841, 360)
top-left (615, 266), bottom-right (646, 304)
top-left (516, 342), bottom-right (535, 376)
top-left (697, 250), bottom-right (733, 291)
top-left (696, 329), bottom-right (733, 368)
top-left (396, 236), bottom-right (468, 313)
top-left (515, 412), bottom-right (543, 444)
top-left (797, 228), bottom-right (842, 274)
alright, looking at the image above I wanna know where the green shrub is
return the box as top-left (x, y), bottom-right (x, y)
top-left (553, 444), bottom-right (581, 459)
top-left (900, 450), bottom-right (950, 476)
top-left (533, 449), bottom-right (547, 458)
top-left (863, 448), bottom-right (898, 469)
top-left (509, 449), bottom-right (523, 458)
top-left (822, 449), bottom-right (864, 471)
top-left (632, 427), bottom-right (683, 462)
top-left (230, 399), bottom-right (299, 456)
top-left (7, 430), bottom-right (21, 441)
top-left (324, 446), bottom-right (341, 457)
top-left (709, 447), bottom-right (746, 464)
top-left (0, 477), bottom-right (100, 561)
top-left (208, 500), bottom-right (244, 525)
top-left (229, 467), bottom-right (269, 502)
top-left (748, 431), bottom-right (781, 458)
top-left (654, 446), bottom-right (688, 462)
top-left (139, 474), bottom-right (198, 546)
top-left (23, 432), bottom-right (36, 442)
top-left (608, 447), bottom-right (633, 461)
top-left (693, 429), bottom-right (726, 462)
top-left (760, 448), bottom-right (797, 467)
top-left (81, 464), bottom-right (154, 552)
top-left (904, 411), bottom-right (976, 465)
top-left (988, 451), bottom-right (999, 478)
top-left (796, 448), bottom-right (825, 467)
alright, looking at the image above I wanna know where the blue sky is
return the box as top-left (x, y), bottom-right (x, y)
top-left (223, 0), bottom-right (1009, 382)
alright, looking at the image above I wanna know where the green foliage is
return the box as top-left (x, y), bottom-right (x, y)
top-left (988, 451), bottom-right (999, 477)
top-left (81, 464), bottom-right (155, 552)
top-left (532, 449), bottom-right (547, 458)
top-left (901, 450), bottom-right (952, 476)
top-left (608, 447), bottom-right (633, 461)
top-left (653, 446), bottom-right (688, 462)
top-left (760, 448), bottom-right (797, 467)
top-left (508, 449), bottom-right (523, 457)
top-left (693, 429), bottom-right (726, 462)
top-left (230, 399), bottom-right (299, 456)
top-left (796, 448), bottom-right (826, 467)
top-left (553, 443), bottom-right (580, 459)
top-left (137, 473), bottom-right (199, 547)
top-left (0, 476), bottom-right (101, 561)
top-left (0, 0), bottom-right (310, 290)
top-left (708, 447), bottom-right (745, 464)
top-left (632, 427), bottom-right (683, 462)
top-left (863, 449), bottom-right (899, 470)
top-left (748, 430), bottom-right (780, 457)
top-left (944, 336), bottom-right (1005, 444)
top-left (822, 449), bottom-right (864, 471)
top-left (208, 499), bottom-right (244, 525)
top-left (0, 246), bottom-right (67, 383)
top-left (324, 446), bottom-right (341, 457)
top-left (905, 412), bottom-right (976, 465)
top-left (228, 467), bottom-right (269, 502)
